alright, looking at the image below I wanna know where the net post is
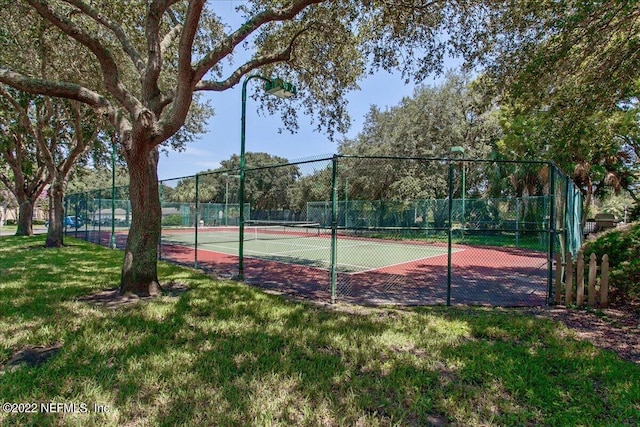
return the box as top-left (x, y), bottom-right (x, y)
top-left (447, 161), bottom-right (454, 307)
top-left (195, 174), bottom-right (199, 269)
top-left (330, 155), bottom-right (339, 304)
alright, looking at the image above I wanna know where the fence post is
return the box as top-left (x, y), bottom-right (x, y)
top-left (446, 161), bottom-right (454, 306)
top-left (588, 253), bottom-right (597, 307)
top-left (565, 174), bottom-right (572, 264)
top-left (330, 155), bottom-right (338, 304)
top-left (565, 251), bottom-right (573, 305)
top-left (158, 183), bottom-right (163, 261)
top-left (601, 254), bottom-right (609, 307)
top-left (195, 174), bottom-right (199, 269)
top-left (554, 253), bottom-right (563, 305)
top-left (98, 190), bottom-right (102, 245)
top-left (576, 251), bottom-right (585, 307)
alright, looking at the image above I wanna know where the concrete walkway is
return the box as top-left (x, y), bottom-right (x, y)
top-left (0, 227), bottom-right (47, 236)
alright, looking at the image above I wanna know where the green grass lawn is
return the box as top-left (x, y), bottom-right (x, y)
top-left (1, 235), bottom-right (638, 426)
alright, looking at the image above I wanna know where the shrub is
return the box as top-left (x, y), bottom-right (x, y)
top-left (162, 214), bottom-right (183, 227)
top-left (627, 203), bottom-right (640, 222)
top-left (582, 222), bottom-right (640, 303)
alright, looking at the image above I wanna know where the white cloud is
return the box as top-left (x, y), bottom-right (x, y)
top-left (184, 147), bottom-right (213, 156)
top-left (195, 161), bottom-right (221, 170)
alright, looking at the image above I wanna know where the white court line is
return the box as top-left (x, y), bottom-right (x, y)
top-left (215, 240), bottom-right (330, 254)
top-left (240, 237), bottom-right (410, 251)
top-left (195, 237), bottom-right (376, 254)
top-left (348, 248), bottom-right (465, 274)
top-left (200, 239), bottom-right (430, 256)
top-left (175, 240), bottom-right (334, 271)
top-left (190, 240), bottom-right (463, 274)
top-left (195, 240), bottom-right (329, 257)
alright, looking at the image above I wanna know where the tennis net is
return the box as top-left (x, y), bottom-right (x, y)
top-left (161, 221), bottom-right (327, 246)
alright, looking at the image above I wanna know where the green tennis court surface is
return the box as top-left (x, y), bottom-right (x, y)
top-left (161, 225), bottom-right (459, 273)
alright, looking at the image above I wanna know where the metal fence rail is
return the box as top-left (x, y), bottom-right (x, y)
top-left (65, 155), bottom-right (582, 307)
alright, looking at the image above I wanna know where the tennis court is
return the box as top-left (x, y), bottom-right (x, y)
top-left (68, 155), bottom-right (583, 307)
top-left (160, 222), bottom-right (462, 274)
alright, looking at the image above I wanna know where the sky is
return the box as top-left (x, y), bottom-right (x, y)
top-left (156, 1), bottom-right (458, 181)
top-left (157, 72), bottom-right (425, 180)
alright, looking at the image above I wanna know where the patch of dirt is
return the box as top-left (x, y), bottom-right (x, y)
top-left (77, 282), bottom-right (190, 309)
top-left (0, 343), bottom-right (63, 374)
top-left (521, 304), bottom-right (640, 364)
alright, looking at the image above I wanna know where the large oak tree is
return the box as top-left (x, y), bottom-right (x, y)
top-left (0, 0), bottom-right (506, 296)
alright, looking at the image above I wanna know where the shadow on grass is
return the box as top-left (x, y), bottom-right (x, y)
top-left (1, 235), bottom-right (639, 426)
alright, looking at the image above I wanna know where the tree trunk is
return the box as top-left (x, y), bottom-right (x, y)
top-left (15, 198), bottom-right (34, 236)
top-left (119, 146), bottom-right (162, 296)
top-left (46, 180), bottom-right (65, 247)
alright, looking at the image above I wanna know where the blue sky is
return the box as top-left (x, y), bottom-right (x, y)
top-left (157, 72), bottom-right (424, 180)
top-left (157, 1), bottom-right (458, 180)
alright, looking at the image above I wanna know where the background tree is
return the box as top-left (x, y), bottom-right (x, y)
top-left (0, 183), bottom-right (18, 226)
top-left (67, 164), bottom-right (130, 194)
top-left (476, 1), bottom-right (640, 219)
top-left (338, 73), bottom-right (501, 201)
top-left (44, 100), bottom-right (106, 247)
top-left (0, 85), bottom-right (105, 244)
top-left (288, 167), bottom-right (332, 214)
top-left (220, 153), bottom-right (299, 217)
top-left (0, 87), bottom-right (52, 236)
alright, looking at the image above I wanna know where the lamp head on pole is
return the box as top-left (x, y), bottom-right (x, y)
top-left (264, 78), bottom-right (297, 98)
top-left (450, 146), bottom-right (464, 156)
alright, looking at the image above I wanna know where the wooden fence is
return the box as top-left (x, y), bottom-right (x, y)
top-left (554, 252), bottom-right (610, 307)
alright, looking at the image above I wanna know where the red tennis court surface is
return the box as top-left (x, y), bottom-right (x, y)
top-left (79, 230), bottom-right (549, 306)
top-left (161, 242), bottom-right (549, 307)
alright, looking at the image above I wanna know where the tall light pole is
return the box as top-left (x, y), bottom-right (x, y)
top-left (238, 75), bottom-right (296, 280)
top-left (450, 146), bottom-right (465, 225)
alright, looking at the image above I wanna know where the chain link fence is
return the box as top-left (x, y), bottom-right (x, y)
top-left (65, 155), bottom-right (582, 306)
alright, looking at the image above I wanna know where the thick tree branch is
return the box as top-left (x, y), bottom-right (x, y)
top-left (194, 25), bottom-right (310, 92)
top-left (61, 0), bottom-right (145, 74)
top-left (34, 102), bottom-right (57, 181)
top-left (25, 0), bottom-right (141, 114)
top-left (195, 51), bottom-right (292, 92)
top-left (0, 68), bottom-right (111, 111)
top-left (160, 24), bottom-right (183, 56)
top-left (192, 0), bottom-right (325, 83)
top-left (0, 87), bottom-right (38, 141)
top-left (144, 0), bottom-right (182, 105)
top-left (171, 0), bottom-right (204, 120)
top-left (0, 174), bottom-right (16, 197)
top-left (35, 99), bottom-right (56, 165)
top-left (61, 101), bottom-right (97, 178)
